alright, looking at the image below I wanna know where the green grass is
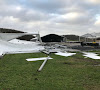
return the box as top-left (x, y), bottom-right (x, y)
top-left (0, 52), bottom-right (100, 90)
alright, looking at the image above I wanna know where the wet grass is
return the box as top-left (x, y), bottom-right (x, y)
top-left (0, 52), bottom-right (100, 90)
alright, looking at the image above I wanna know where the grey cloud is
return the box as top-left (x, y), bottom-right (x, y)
top-left (0, 0), bottom-right (100, 36)
top-left (0, 4), bottom-right (51, 22)
top-left (50, 12), bottom-right (95, 26)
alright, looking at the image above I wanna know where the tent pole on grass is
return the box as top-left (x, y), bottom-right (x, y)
top-left (38, 56), bottom-right (50, 72)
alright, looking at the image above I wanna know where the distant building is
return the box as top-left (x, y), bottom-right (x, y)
top-left (96, 38), bottom-right (100, 43)
top-left (0, 28), bottom-right (24, 33)
top-left (41, 34), bottom-right (64, 42)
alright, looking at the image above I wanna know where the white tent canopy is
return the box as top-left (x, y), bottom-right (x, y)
top-left (81, 33), bottom-right (100, 38)
top-left (0, 39), bottom-right (44, 55)
top-left (0, 32), bottom-right (44, 56)
top-left (0, 33), bottom-right (39, 41)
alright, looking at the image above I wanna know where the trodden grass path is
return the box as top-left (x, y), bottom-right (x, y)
top-left (0, 52), bottom-right (100, 90)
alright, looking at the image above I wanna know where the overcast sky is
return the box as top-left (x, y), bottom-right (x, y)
top-left (0, 0), bottom-right (100, 36)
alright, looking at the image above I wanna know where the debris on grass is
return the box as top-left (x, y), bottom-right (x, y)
top-left (26, 57), bottom-right (53, 61)
top-left (55, 52), bottom-right (76, 57)
top-left (83, 52), bottom-right (100, 59)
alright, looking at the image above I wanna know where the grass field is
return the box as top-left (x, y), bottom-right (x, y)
top-left (0, 52), bottom-right (100, 90)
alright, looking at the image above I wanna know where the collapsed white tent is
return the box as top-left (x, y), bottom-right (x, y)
top-left (9, 39), bottom-right (39, 44)
top-left (0, 33), bottom-right (45, 56)
top-left (0, 32), bottom-right (39, 41)
top-left (0, 40), bottom-right (44, 54)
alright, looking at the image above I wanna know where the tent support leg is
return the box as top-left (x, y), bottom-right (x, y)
top-left (38, 56), bottom-right (50, 72)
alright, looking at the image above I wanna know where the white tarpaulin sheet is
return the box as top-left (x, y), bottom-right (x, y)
top-left (0, 33), bottom-right (27, 41)
top-left (0, 39), bottom-right (44, 55)
top-left (55, 52), bottom-right (76, 57)
top-left (0, 32), bottom-right (44, 56)
top-left (26, 57), bottom-right (53, 61)
top-left (83, 52), bottom-right (100, 59)
top-left (9, 39), bottom-right (39, 44)
top-left (0, 33), bottom-right (39, 41)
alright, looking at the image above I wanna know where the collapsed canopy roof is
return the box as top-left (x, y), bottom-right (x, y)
top-left (0, 33), bottom-right (39, 41)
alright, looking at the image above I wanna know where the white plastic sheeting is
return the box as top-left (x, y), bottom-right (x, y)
top-left (9, 39), bottom-right (39, 44)
top-left (0, 39), bottom-right (44, 55)
top-left (55, 52), bottom-right (76, 57)
top-left (26, 57), bottom-right (53, 61)
top-left (83, 52), bottom-right (100, 59)
top-left (0, 32), bottom-right (45, 56)
top-left (0, 33), bottom-right (27, 41)
top-left (0, 33), bottom-right (39, 41)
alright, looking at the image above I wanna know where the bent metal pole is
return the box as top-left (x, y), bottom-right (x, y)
top-left (38, 56), bottom-right (50, 72)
